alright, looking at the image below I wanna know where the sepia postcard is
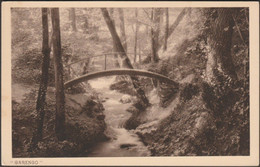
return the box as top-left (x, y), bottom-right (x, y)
top-left (1, 1), bottom-right (259, 166)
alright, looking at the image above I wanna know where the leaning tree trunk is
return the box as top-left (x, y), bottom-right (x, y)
top-left (118, 8), bottom-right (127, 52)
top-left (101, 8), bottom-right (149, 107)
top-left (31, 8), bottom-right (51, 148)
top-left (164, 8), bottom-right (169, 51)
top-left (109, 8), bottom-right (120, 68)
top-left (205, 8), bottom-right (238, 83)
top-left (70, 8), bottom-right (77, 32)
top-left (51, 8), bottom-right (66, 140)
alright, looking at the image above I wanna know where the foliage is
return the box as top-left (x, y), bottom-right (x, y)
top-left (180, 83), bottom-right (200, 102)
top-left (12, 48), bottom-right (55, 85)
top-left (31, 140), bottom-right (79, 157)
top-left (12, 88), bottom-right (38, 157)
top-left (81, 98), bottom-right (105, 118)
top-left (13, 87), bottom-right (107, 157)
top-left (11, 8), bottom-right (41, 49)
top-left (145, 32), bottom-right (207, 107)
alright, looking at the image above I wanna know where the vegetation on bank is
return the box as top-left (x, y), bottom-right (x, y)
top-left (12, 87), bottom-right (107, 157)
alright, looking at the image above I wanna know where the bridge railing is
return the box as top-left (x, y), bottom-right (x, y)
top-left (65, 52), bottom-right (142, 67)
top-left (64, 52), bottom-right (143, 80)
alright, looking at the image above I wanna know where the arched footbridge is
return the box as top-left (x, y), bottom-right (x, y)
top-left (64, 69), bottom-right (179, 89)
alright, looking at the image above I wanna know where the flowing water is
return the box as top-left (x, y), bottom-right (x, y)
top-left (87, 76), bottom-right (151, 157)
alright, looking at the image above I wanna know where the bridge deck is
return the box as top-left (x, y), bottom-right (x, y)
top-left (64, 69), bottom-right (179, 89)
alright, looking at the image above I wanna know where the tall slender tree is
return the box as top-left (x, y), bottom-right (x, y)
top-left (109, 8), bottom-right (120, 68)
top-left (146, 25), bottom-right (149, 35)
top-left (51, 8), bottom-right (66, 140)
top-left (69, 8), bottom-right (77, 32)
top-left (118, 8), bottom-right (127, 52)
top-left (134, 8), bottom-right (139, 63)
top-left (139, 39), bottom-right (141, 62)
top-left (164, 8), bottom-right (169, 51)
top-left (31, 8), bottom-right (51, 148)
top-left (101, 8), bottom-right (149, 107)
top-left (150, 9), bottom-right (154, 62)
top-left (151, 8), bottom-right (161, 63)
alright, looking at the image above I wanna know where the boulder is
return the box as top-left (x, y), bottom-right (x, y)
top-left (119, 94), bottom-right (132, 104)
top-left (64, 96), bottom-right (107, 153)
top-left (120, 143), bottom-right (137, 149)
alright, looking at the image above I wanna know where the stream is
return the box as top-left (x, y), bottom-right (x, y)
top-left (87, 76), bottom-right (151, 157)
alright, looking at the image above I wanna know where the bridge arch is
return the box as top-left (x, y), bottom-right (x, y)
top-left (64, 69), bottom-right (179, 89)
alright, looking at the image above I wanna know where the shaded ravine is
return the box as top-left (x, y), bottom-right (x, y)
top-left (87, 76), bottom-right (151, 157)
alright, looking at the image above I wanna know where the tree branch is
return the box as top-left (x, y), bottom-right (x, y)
top-left (232, 14), bottom-right (246, 46)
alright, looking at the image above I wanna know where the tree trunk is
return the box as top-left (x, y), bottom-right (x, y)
top-left (31, 8), bottom-right (51, 148)
top-left (109, 8), bottom-right (120, 68)
top-left (157, 8), bottom-right (188, 50)
top-left (101, 8), bottom-right (149, 107)
top-left (151, 8), bottom-right (161, 63)
top-left (134, 8), bottom-right (139, 63)
top-left (70, 8), bottom-right (77, 32)
top-left (143, 8), bottom-right (188, 63)
top-left (205, 8), bottom-right (238, 83)
top-left (146, 25), bottom-right (149, 35)
top-left (51, 8), bottom-right (66, 140)
top-left (150, 9), bottom-right (154, 62)
top-left (164, 8), bottom-right (169, 51)
top-left (139, 40), bottom-right (141, 62)
top-left (118, 8), bottom-right (127, 52)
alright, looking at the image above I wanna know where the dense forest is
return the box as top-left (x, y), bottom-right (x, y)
top-left (11, 7), bottom-right (249, 157)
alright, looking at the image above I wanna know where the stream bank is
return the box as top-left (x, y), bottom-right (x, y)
top-left (114, 49), bottom-right (249, 156)
top-left (12, 81), bottom-right (108, 157)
